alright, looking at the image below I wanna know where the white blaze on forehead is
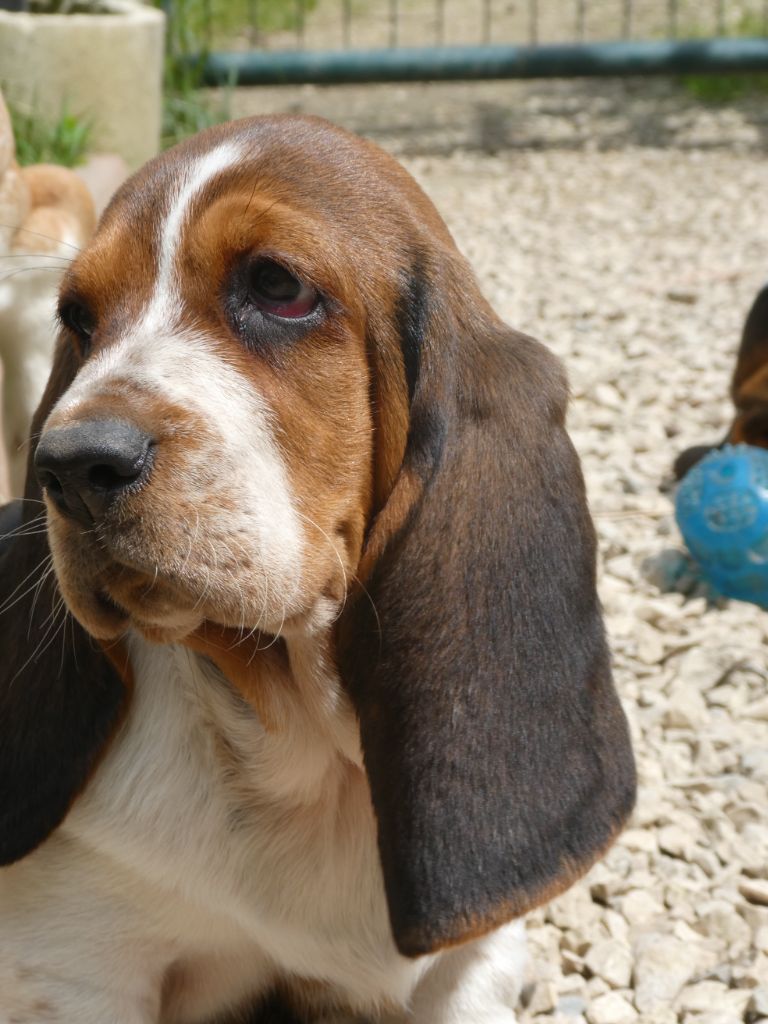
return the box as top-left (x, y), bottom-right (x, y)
top-left (149, 140), bottom-right (244, 331)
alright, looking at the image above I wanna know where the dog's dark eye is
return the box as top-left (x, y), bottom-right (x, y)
top-left (247, 259), bottom-right (318, 319)
top-left (59, 301), bottom-right (96, 352)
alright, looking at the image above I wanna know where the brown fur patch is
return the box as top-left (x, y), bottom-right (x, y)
top-left (183, 624), bottom-right (291, 732)
top-left (734, 363), bottom-right (768, 409)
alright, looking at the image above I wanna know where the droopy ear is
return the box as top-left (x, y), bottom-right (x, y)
top-left (0, 340), bottom-right (129, 866)
top-left (338, 257), bottom-right (636, 958)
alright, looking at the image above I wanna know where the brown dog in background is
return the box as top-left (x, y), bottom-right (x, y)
top-left (674, 283), bottom-right (768, 480)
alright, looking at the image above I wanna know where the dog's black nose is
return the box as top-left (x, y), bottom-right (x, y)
top-left (35, 420), bottom-right (154, 524)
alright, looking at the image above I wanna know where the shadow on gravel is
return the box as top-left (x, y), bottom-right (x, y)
top-left (228, 77), bottom-right (768, 156)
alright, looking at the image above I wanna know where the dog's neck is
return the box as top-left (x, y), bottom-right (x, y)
top-left (281, 626), bottom-right (364, 768)
top-left (177, 605), bottom-right (363, 780)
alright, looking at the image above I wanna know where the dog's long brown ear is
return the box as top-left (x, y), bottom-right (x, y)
top-left (338, 254), bottom-right (636, 958)
top-left (0, 340), bottom-right (129, 865)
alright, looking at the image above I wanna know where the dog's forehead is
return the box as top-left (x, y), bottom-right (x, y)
top-left (69, 121), bottom-right (396, 301)
top-left (81, 137), bottom-right (248, 281)
top-left (61, 116), bottom-right (459, 353)
top-left (104, 116), bottom-right (408, 231)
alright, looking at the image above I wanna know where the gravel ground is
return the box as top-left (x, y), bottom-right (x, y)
top-left (232, 79), bottom-right (768, 1021)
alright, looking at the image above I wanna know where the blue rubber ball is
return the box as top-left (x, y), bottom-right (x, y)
top-left (675, 444), bottom-right (768, 608)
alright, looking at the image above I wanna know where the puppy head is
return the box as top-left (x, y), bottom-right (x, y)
top-left (2, 116), bottom-right (635, 955)
top-left (34, 117), bottom-right (448, 643)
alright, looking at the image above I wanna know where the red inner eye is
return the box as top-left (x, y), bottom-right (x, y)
top-left (248, 260), bottom-right (318, 319)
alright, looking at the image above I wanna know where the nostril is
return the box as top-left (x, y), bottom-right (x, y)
top-left (37, 469), bottom-right (64, 498)
top-left (87, 459), bottom-right (144, 492)
top-left (88, 465), bottom-right (119, 491)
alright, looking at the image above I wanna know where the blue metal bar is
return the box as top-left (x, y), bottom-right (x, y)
top-left (201, 38), bottom-right (768, 86)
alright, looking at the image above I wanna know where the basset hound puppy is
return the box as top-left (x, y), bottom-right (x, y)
top-left (0, 115), bottom-right (636, 1023)
top-left (674, 281), bottom-right (768, 479)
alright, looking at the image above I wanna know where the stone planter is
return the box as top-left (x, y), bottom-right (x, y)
top-left (0, 1), bottom-right (165, 169)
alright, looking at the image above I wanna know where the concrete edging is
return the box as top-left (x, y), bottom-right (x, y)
top-left (0, 0), bottom-right (165, 170)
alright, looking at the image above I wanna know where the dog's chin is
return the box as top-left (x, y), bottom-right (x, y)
top-left (130, 615), bottom-right (206, 645)
top-left (54, 565), bottom-right (205, 643)
top-left (99, 590), bottom-right (206, 645)
top-left (60, 563), bottom-right (285, 645)
top-left (51, 535), bottom-right (299, 646)
top-left (69, 587), bottom-right (204, 644)
top-left (66, 589), bottom-right (131, 642)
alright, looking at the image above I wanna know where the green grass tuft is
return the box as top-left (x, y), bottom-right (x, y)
top-left (155, 0), bottom-right (316, 150)
top-left (681, 73), bottom-right (768, 102)
top-left (156, 0), bottom-right (232, 149)
top-left (680, 10), bottom-right (768, 104)
top-left (8, 100), bottom-right (92, 167)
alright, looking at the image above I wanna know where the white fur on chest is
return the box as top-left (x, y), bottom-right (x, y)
top-left (0, 636), bottom-right (527, 1023)
top-left (64, 636), bottom-right (425, 1018)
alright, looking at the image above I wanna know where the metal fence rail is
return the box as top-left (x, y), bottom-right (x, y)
top-left (190, 0), bottom-right (768, 86)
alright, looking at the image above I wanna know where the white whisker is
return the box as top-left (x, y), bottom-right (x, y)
top-left (0, 223), bottom-right (83, 254)
top-left (0, 552), bottom-right (54, 616)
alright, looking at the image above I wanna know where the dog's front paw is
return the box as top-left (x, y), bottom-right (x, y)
top-left (390, 920), bottom-right (526, 1024)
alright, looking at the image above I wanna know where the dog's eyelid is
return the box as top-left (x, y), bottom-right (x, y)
top-left (242, 249), bottom-right (343, 305)
top-left (258, 258), bottom-right (321, 299)
top-left (57, 296), bottom-right (97, 349)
